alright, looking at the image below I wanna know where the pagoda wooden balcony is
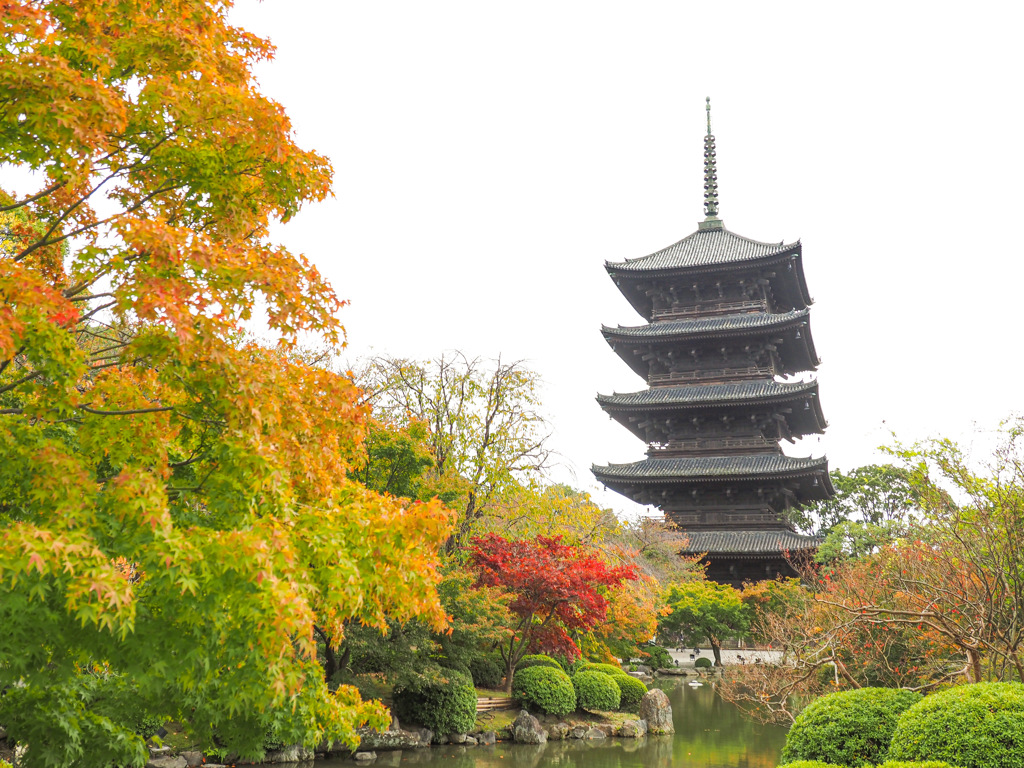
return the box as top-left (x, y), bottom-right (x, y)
top-left (648, 365), bottom-right (775, 386)
top-left (652, 298), bottom-right (767, 321)
top-left (647, 436), bottom-right (779, 457)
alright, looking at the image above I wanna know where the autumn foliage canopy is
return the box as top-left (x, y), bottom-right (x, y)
top-left (468, 533), bottom-right (636, 687)
top-left (0, 2), bottom-right (451, 765)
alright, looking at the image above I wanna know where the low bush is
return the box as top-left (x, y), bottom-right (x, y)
top-left (613, 675), bottom-right (648, 710)
top-left (578, 662), bottom-right (628, 677)
top-left (888, 681), bottom-right (1024, 768)
top-left (694, 657), bottom-right (713, 669)
top-left (511, 666), bottom-right (576, 716)
top-left (517, 654), bottom-right (563, 672)
top-left (777, 762), bottom-right (846, 768)
top-left (641, 645), bottom-right (674, 670)
top-left (875, 762), bottom-right (960, 768)
top-left (393, 667), bottom-right (477, 736)
top-left (468, 656), bottom-right (504, 690)
top-left (573, 670), bottom-right (621, 711)
top-left (84, 674), bottom-right (164, 739)
top-left (781, 687), bottom-right (922, 767)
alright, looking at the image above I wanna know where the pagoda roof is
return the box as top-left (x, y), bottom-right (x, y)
top-left (603, 308), bottom-right (808, 341)
top-left (606, 226), bottom-right (797, 273)
top-left (597, 379), bottom-right (826, 441)
top-left (593, 453), bottom-right (829, 483)
top-left (597, 378), bottom-right (817, 409)
top-left (680, 529), bottom-right (822, 557)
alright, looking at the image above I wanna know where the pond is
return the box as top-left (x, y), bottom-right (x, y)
top-left (318, 679), bottom-right (787, 768)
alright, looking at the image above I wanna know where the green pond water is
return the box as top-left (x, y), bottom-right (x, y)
top-left (319, 679), bottom-right (787, 768)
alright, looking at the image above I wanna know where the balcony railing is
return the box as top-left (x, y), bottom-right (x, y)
top-left (647, 436), bottom-right (777, 457)
top-left (652, 299), bottom-right (767, 321)
top-left (648, 366), bottom-right (774, 386)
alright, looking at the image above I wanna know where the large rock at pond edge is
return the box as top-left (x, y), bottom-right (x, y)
top-left (615, 719), bottom-right (647, 738)
top-left (639, 688), bottom-right (674, 734)
top-left (262, 744), bottom-right (314, 763)
top-left (478, 731), bottom-right (497, 745)
top-left (180, 751), bottom-right (204, 768)
top-left (511, 710), bottom-right (547, 744)
top-left (583, 727), bottom-right (606, 740)
top-left (145, 758), bottom-right (187, 768)
top-left (357, 725), bottom-right (431, 751)
top-left (547, 723), bottom-right (570, 741)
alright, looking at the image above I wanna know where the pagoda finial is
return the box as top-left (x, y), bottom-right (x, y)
top-left (700, 97), bottom-right (723, 230)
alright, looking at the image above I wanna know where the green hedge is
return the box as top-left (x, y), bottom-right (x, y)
top-left (695, 656), bottom-right (713, 669)
top-left (573, 670), bottom-right (621, 711)
top-left (517, 654), bottom-right (563, 672)
top-left (578, 662), bottom-right (628, 677)
top-left (468, 656), bottom-right (504, 690)
top-left (777, 762), bottom-right (846, 768)
top-left (781, 687), bottom-right (922, 767)
top-left (393, 668), bottom-right (477, 735)
top-left (511, 665), bottom-right (576, 716)
top-left (875, 762), bottom-right (961, 768)
top-left (613, 675), bottom-right (648, 710)
top-left (888, 682), bottom-right (1024, 768)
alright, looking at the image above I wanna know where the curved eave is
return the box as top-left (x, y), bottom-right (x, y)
top-left (597, 381), bottom-right (827, 441)
top-left (606, 245), bottom-right (813, 321)
top-left (603, 312), bottom-right (820, 380)
top-left (680, 530), bottom-right (824, 557)
top-left (592, 455), bottom-right (831, 484)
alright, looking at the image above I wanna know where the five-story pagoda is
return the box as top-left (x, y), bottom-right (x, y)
top-left (593, 100), bottom-right (834, 587)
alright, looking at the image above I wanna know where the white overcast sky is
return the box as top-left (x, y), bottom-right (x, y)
top-left (227, 1), bottom-right (1024, 518)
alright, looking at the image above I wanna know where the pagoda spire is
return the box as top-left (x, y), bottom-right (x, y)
top-left (700, 96), bottom-right (724, 231)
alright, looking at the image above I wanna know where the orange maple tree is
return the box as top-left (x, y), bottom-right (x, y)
top-left (0, 3), bottom-right (451, 766)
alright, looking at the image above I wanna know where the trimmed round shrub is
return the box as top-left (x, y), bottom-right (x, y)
top-left (694, 656), bottom-right (713, 669)
top-left (578, 662), bottom-right (628, 677)
top-left (468, 656), bottom-right (504, 690)
top-left (517, 654), bottom-right (563, 672)
top-left (888, 681), bottom-right (1024, 768)
top-left (511, 665), bottom-right (576, 716)
top-left (613, 674), bottom-right (648, 710)
top-left (778, 762), bottom-right (846, 768)
top-left (642, 645), bottom-right (674, 670)
top-left (573, 670), bottom-right (621, 711)
top-left (781, 687), bottom-right (922, 768)
top-left (393, 667), bottom-right (477, 735)
top-left (876, 762), bottom-right (960, 768)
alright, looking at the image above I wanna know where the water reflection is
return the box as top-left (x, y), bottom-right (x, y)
top-left (316, 680), bottom-right (786, 768)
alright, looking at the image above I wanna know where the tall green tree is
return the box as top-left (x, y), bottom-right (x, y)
top-left (362, 353), bottom-right (552, 550)
top-left (659, 579), bottom-right (750, 666)
top-left (0, 3), bottom-right (452, 766)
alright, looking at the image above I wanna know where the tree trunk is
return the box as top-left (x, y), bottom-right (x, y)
top-left (314, 625), bottom-right (338, 682)
top-left (711, 639), bottom-right (723, 667)
top-left (968, 648), bottom-right (983, 683)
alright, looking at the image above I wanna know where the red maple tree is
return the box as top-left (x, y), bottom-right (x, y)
top-left (468, 533), bottom-right (637, 691)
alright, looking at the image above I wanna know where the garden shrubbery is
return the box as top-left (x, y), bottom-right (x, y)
top-left (573, 670), bottom-right (621, 711)
top-left (781, 687), bottom-right (922, 767)
top-left (694, 656), bottom-right (713, 669)
top-left (875, 762), bottom-right (960, 768)
top-left (778, 762), bottom-right (847, 768)
top-left (517, 654), bottom-right (563, 672)
top-left (613, 674), bottom-right (648, 710)
top-left (468, 656), bottom-right (504, 689)
top-left (641, 645), bottom-right (673, 669)
top-left (393, 667), bottom-right (477, 735)
top-left (578, 662), bottom-right (628, 677)
top-left (511, 666), bottom-right (576, 716)
top-left (888, 682), bottom-right (1024, 768)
